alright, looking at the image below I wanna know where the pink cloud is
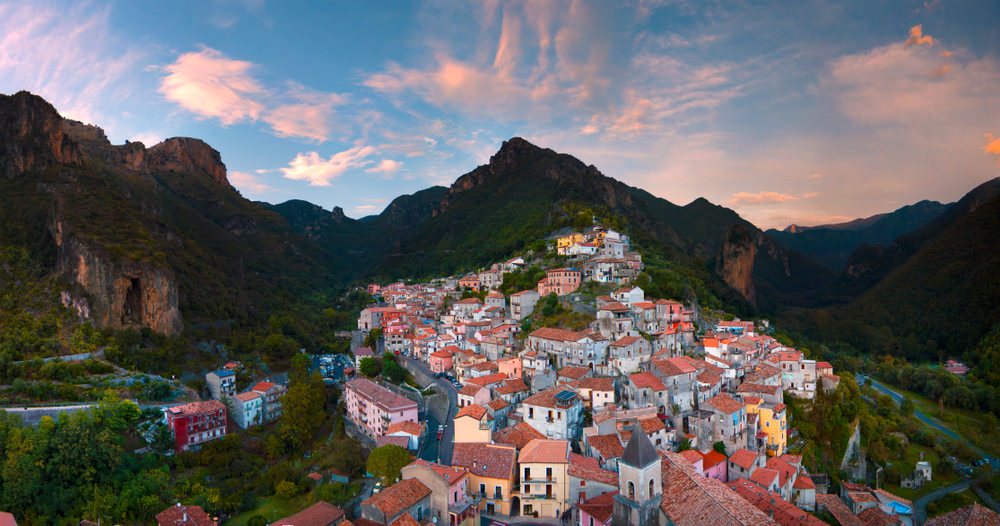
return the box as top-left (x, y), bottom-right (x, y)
top-left (159, 47), bottom-right (265, 125)
top-left (160, 48), bottom-right (345, 141)
top-left (279, 146), bottom-right (376, 186)
top-left (365, 159), bottom-right (402, 174)
top-left (809, 173), bottom-right (823, 179)
top-left (725, 191), bottom-right (800, 206)
top-left (229, 170), bottom-right (274, 196)
top-left (985, 133), bottom-right (1000, 161)
top-left (904, 25), bottom-right (934, 48)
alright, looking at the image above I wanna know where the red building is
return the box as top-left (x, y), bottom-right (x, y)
top-left (166, 400), bottom-right (228, 452)
top-left (538, 268), bottom-right (582, 296)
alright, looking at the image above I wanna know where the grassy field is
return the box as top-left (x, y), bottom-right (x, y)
top-left (227, 494), bottom-right (313, 526)
top-left (893, 387), bottom-right (1000, 458)
top-left (926, 489), bottom-right (987, 518)
top-left (881, 440), bottom-right (959, 501)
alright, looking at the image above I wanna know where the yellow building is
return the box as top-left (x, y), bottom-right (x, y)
top-left (745, 396), bottom-right (787, 457)
top-left (556, 233), bottom-right (584, 255)
top-left (517, 439), bottom-right (570, 519)
top-left (454, 404), bottom-right (493, 443)
top-left (452, 443), bottom-right (518, 516)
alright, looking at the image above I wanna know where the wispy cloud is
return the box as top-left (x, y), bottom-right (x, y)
top-left (279, 146), bottom-right (377, 186)
top-left (158, 47), bottom-right (346, 142)
top-left (904, 25), bottom-right (934, 48)
top-left (229, 170), bottom-right (274, 197)
top-left (0, 2), bottom-right (141, 128)
top-left (365, 159), bottom-right (402, 174)
top-left (725, 191), bottom-right (801, 206)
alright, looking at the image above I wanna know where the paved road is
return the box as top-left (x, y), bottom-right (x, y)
top-left (858, 374), bottom-right (997, 469)
top-left (913, 479), bottom-right (972, 525)
top-left (403, 356), bottom-right (457, 464)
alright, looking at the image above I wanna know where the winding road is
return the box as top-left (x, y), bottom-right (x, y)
top-left (403, 356), bottom-right (458, 465)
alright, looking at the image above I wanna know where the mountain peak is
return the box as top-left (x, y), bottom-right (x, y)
top-left (0, 90), bottom-right (82, 177)
top-left (147, 137), bottom-right (229, 187)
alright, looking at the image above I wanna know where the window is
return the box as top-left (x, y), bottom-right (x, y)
top-left (525, 484), bottom-right (531, 493)
top-left (524, 467), bottom-right (530, 480)
top-left (495, 486), bottom-right (503, 499)
top-left (480, 483), bottom-right (486, 497)
top-left (528, 408), bottom-right (534, 419)
top-left (546, 467), bottom-right (553, 480)
top-left (628, 481), bottom-right (635, 499)
top-left (649, 479), bottom-right (655, 498)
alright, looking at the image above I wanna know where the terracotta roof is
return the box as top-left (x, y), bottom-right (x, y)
top-left (578, 377), bottom-right (615, 391)
top-left (233, 391), bottom-right (261, 402)
top-left (452, 442), bottom-right (517, 480)
top-left (167, 400), bottom-right (226, 417)
top-left (737, 383), bottom-right (780, 395)
top-left (559, 366), bottom-right (590, 380)
top-left (272, 502), bottom-right (346, 526)
top-left (522, 386), bottom-right (580, 409)
top-left (660, 451), bottom-right (778, 526)
top-left (600, 302), bottom-right (630, 312)
top-left (495, 379), bottom-right (528, 395)
top-left (849, 492), bottom-right (878, 504)
top-left (252, 381), bottom-right (278, 392)
top-left (750, 467), bottom-right (780, 488)
top-left (926, 503), bottom-right (1000, 526)
top-left (588, 433), bottom-right (624, 460)
top-left (388, 512), bottom-right (420, 526)
top-left (639, 417), bottom-right (666, 434)
top-left (493, 422), bottom-right (546, 450)
top-left (429, 350), bottom-right (452, 358)
top-left (652, 356), bottom-right (699, 377)
top-left (455, 404), bottom-right (490, 421)
top-left (858, 507), bottom-right (899, 526)
top-left (519, 439), bottom-right (570, 464)
top-left (702, 450), bottom-right (727, 470)
top-left (405, 459), bottom-right (468, 485)
top-left (458, 384), bottom-right (483, 396)
top-left (765, 457), bottom-right (796, 488)
top-left (345, 378), bottom-right (418, 412)
top-left (575, 491), bottom-right (618, 523)
top-left (487, 399), bottom-right (510, 412)
top-left (387, 421), bottom-right (421, 436)
top-left (745, 365), bottom-right (781, 383)
top-left (726, 479), bottom-right (827, 526)
top-left (362, 478), bottom-right (431, 520)
top-left (743, 396), bottom-right (763, 405)
top-left (630, 372), bottom-right (667, 390)
top-left (816, 494), bottom-right (864, 526)
top-left (156, 504), bottom-right (214, 526)
top-left (680, 449), bottom-right (704, 466)
top-left (697, 371), bottom-right (723, 385)
top-left (466, 372), bottom-right (508, 386)
top-left (611, 335), bottom-right (642, 347)
top-left (793, 475), bottom-right (815, 490)
top-left (529, 327), bottom-right (584, 341)
top-left (728, 449), bottom-right (759, 470)
top-left (705, 393), bottom-right (744, 415)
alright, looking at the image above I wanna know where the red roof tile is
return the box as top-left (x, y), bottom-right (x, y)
top-left (575, 491), bottom-right (618, 523)
top-left (362, 478), bottom-right (431, 520)
top-left (519, 439), bottom-right (570, 464)
top-left (451, 442), bottom-right (517, 480)
top-left (660, 451), bottom-right (778, 525)
top-left (588, 434), bottom-right (624, 460)
top-left (630, 372), bottom-right (667, 390)
top-left (729, 449), bottom-right (758, 470)
top-left (272, 502), bottom-right (346, 526)
top-left (705, 393), bottom-right (744, 415)
top-left (156, 504), bottom-right (214, 526)
top-left (455, 404), bottom-right (490, 421)
top-left (493, 422), bottom-right (545, 450)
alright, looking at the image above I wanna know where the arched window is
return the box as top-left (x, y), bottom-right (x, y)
top-left (649, 479), bottom-right (655, 498)
top-left (628, 481), bottom-right (635, 499)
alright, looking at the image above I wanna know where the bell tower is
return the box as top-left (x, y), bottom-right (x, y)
top-left (613, 425), bottom-right (661, 526)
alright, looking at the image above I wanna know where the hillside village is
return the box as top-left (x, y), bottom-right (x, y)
top-left (277, 225), bottom-right (926, 526)
top-left (10, 223), bottom-right (995, 526)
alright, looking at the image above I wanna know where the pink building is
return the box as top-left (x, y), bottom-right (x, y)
top-left (429, 350), bottom-right (454, 374)
top-left (576, 490), bottom-right (616, 526)
top-left (701, 450), bottom-right (729, 482)
top-left (344, 378), bottom-right (419, 439)
top-left (537, 268), bottom-right (582, 296)
top-left (496, 356), bottom-right (523, 379)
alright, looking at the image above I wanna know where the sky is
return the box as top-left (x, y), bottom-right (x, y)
top-left (1, 0), bottom-right (999, 229)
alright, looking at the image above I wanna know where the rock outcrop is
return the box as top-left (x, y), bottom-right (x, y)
top-left (0, 91), bottom-right (81, 177)
top-left (718, 223), bottom-right (759, 305)
top-left (147, 137), bottom-right (229, 187)
top-left (52, 226), bottom-right (183, 336)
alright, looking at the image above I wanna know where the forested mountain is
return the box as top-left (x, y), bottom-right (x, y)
top-left (766, 200), bottom-right (950, 270)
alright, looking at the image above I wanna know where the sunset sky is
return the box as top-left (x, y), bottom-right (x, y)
top-left (2, 0), bottom-right (999, 228)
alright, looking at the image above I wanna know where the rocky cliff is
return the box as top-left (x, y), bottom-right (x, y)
top-left (717, 223), bottom-right (759, 305)
top-left (0, 91), bottom-right (82, 177)
top-left (52, 227), bottom-right (183, 335)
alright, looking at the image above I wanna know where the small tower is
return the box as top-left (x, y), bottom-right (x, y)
top-left (613, 425), bottom-right (661, 526)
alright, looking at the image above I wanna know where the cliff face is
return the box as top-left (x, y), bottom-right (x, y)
top-left (0, 91), bottom-right (81, 177)
top-left (52, 225), bottom-right (183, 335)
top-left (718, 223), bottom-right (759, 305)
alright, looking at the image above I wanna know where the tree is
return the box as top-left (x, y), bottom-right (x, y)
top-left (366, 445), bottom-right (412, 483)
top-left (713, 441), bottom-right (726, 455)
top-left (677, 437), bottom-right (693, 451)
top-left (329, 438), bottom-right (367, 477)
top-left (359, 357), bottom-right (381, 378)
top-left (364, 328), bottom-right (382, 349)
top-left (900, 396), bottom-right (914, 417)
top-left (277, 357), bottom-right (327, 454)
top-left (275, 480), bottom-right (299, 499)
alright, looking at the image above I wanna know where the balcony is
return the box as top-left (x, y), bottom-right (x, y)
top-left (522, 476), bottom-right (554, 484)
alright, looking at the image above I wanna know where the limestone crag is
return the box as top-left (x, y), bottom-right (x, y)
top-left (52, 229), bottom-right (183, 336)
top-left (0, 91), bottom-right (82, 177)
top-left (717, 223), bottom-right (759, 305)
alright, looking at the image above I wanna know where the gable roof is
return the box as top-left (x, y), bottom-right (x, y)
top-left (726, 479), bottom-right (828, 526)
top-left (529, 327), bottom-right (584, 341)
top-left (455, 404), bottom-right (490, 421)
top-left (728, 449), bottom-right (758, 470)
top-left (156, 504), bottom-right (214, 526)
top-left (518, 439), bottom-right (570, 464)
top-left (451, 442), bottom-right (517, 480)
top-left (621, 424), bottom-right (659, 468)
top-left (362, 478), bottom-right (431, 520)
top-left (588, 433), bottom-right (624, 460)
top-left (705, 393), bottom-right (744, 415)
top-left (575, 491), bottom-right (618, 523)
top-left (272, 502), bottom-right (346, 526)
top-left (630, 372), bottom-right (666, 390)
top-left (493, 422), bottom-right (545, 450)
top-left (660, 451), bottom-right (778, 526)
top-left (925, 503), bottom-right (1000, 526)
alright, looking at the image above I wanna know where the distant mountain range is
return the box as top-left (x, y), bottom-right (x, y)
top-left (1, 90), bottom-right (996, 361)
